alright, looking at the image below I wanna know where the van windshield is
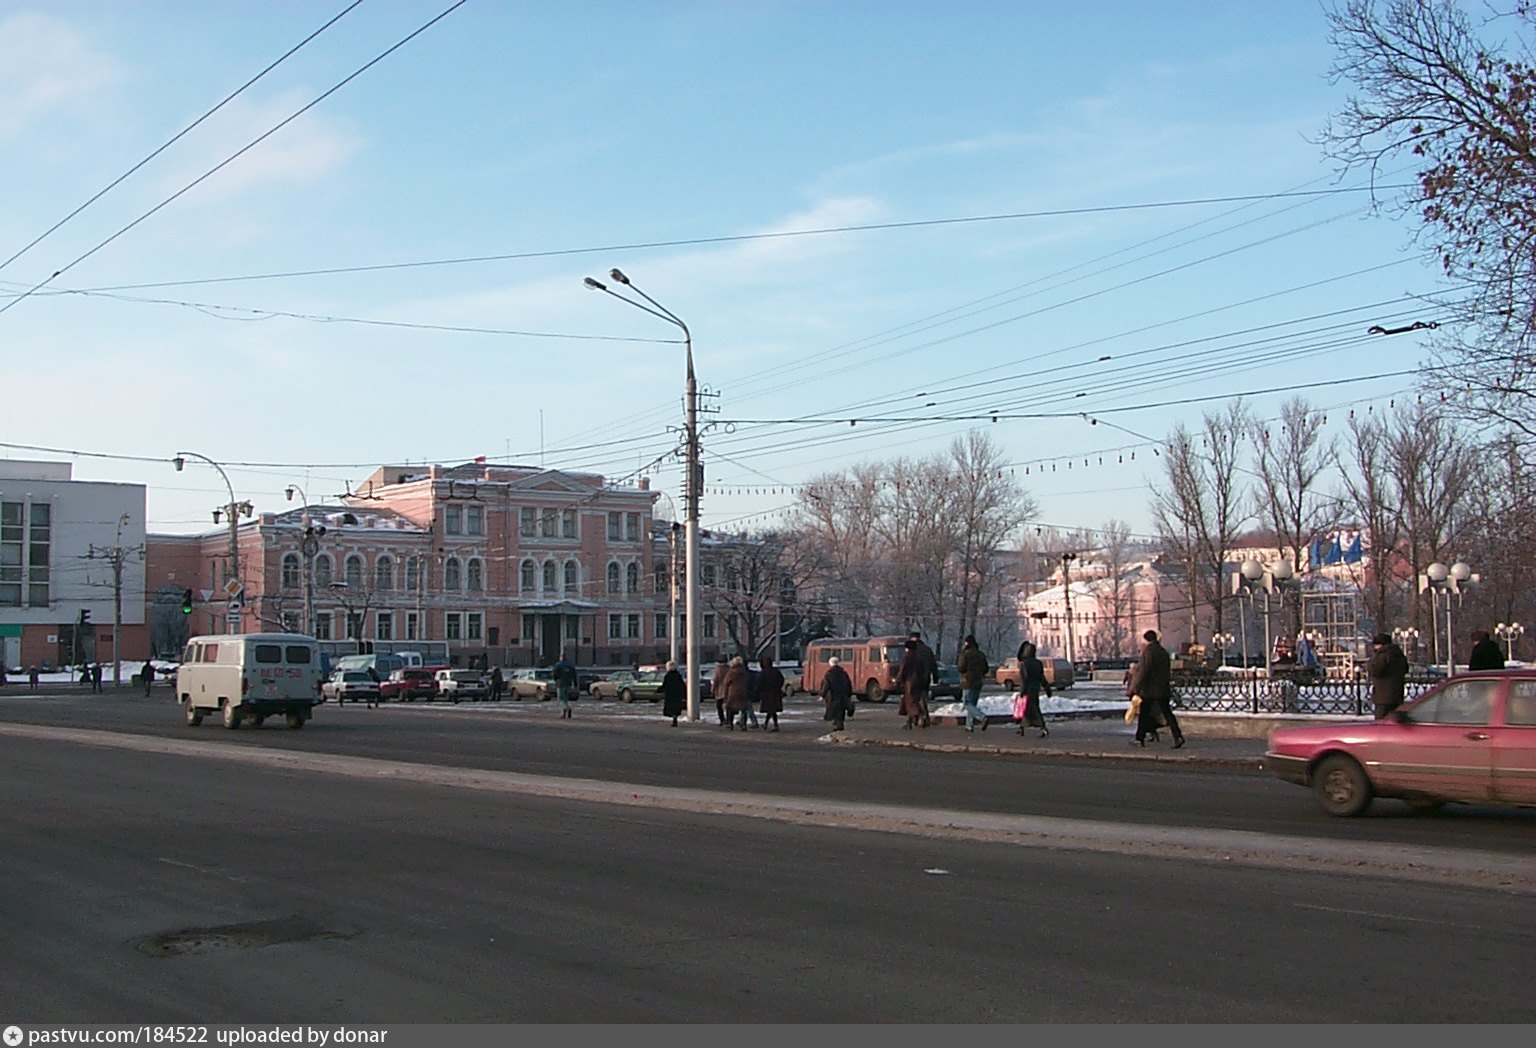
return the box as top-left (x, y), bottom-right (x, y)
top-left (883, 645), bottom-right (906, 663)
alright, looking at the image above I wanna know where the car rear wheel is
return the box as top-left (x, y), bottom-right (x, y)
top-left (1312, 754), bottom-right (1372, 817)
top-left (865, 679), bottom-right (884, 704)
top-left (184, 700), bottom-right (203, 727)
top-left (620, 688), bottom-right (634, 703)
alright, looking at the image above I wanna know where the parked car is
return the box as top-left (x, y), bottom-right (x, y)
top-left (1265, 669), bottom-right (1536, 816)
top-left (589, 670), bottom-right (666, 702)
top-left (433, 668), bottom-right (488, 703)
top-left (320, 669), bottom-right (380, 705)
top-left (995, 656), bottom-right (1076, 691)
top-left (932, 664), bottom-right (963, 699)
top-left (508, 667), bottom-right (556, 700)
top-left (380, 667), bottom-right (438, 702)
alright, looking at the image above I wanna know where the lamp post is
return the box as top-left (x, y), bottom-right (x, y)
top-left (1060, 552), bottom-right (1078, 666)
top-left (1210, 632), bottom-right (1235, 668)
top-left (286, 486), bottom-right (327, 637)
top-left (174, 452), bottom-right (251, 634)
top-left (1495, 621), bottom-right (1524, 661)
top-left (1235, 558), bottom-right (1296, 674)
top-left (586, 269), bottom-right (701, 722)
top-left (1420, 560), bottom-right (1476, 678)
top-left (1391, 626), bottom-right (1420, 664)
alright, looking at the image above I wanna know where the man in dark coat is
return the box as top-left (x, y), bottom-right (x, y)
top-left (820, 656), bottom-right (854, 731)
top-left (907, 630), bottom-right (937, 728)
top-left (660, 660), bottom-right (686, 726)
top-left (1368, 632), bottom-right (1410, 719)
top-left (488, 666), bottom-right (505, 701)
top-left (141, 660), bottom-right (155, 697)
top-left (1127, 629), bottom-right (1183, 748)
top-left (897, 638), bottom-right (929, 730)
top-left (1468, 630), bottom-right (1506, 671)
top-left (754, 657), bottom-right (786, 732)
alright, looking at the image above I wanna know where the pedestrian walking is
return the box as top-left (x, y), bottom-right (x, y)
top-left (1013, 640), bottom-right (1053, 737)
top-left (908, 630), bottom-right (936, 727)
top-left (1368, 632), bottom-right (1410, 719)
top-left (1127, 629), bottom-right (1184, 748)
top-left (719, 656), bottom-right (751, 729)
top-left (91, 663), bottom-right (103, 693)
top-left (820, 655), bottom-right (854, 731)
top-left (957, 634), bottom-right (989, 732)
top-left (897, 638), bottom-right (929, 730)
top-left (489, 665), bottom-right (505, 702)
top-left (30, 665), bottom-right (40, 690)
top-left (755, 657), bottom-right (785, 732)
top-left (1468, 630), bottom-right (1505, 671)
top-left (552, 653), bottom-right (578, 719)
top-left (141, 660), bottom-right (155, 697)
top-left (711, 659), bottom-right (730, 724)
top-left (660, 660), bottom-right (686, 726)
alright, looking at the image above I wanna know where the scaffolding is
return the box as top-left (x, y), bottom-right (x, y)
top-left (1301, 587), bottom-right (1362, 678)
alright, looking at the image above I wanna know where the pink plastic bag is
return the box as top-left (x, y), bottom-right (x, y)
top-left (1012, 694), bottom-right (1030, 721)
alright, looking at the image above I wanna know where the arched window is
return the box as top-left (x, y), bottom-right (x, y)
top-left (626, 562), bottom-right (639, 594)
top-left (375, 556), bottom-right (394, 591)
top-left (542, 560), bottom-right (557, 594)
top-left (467, 558), bottom-right (483, 592)
top-left (314, 555), bottom-right (333, 589)
top-left (406, 558), bottom-right (421, 592)
top-left (564, 560), bottom-right (578, 595)
top-left (444, 557), bottom-right (462, 590)
top-left (281, 553), bottom-right (300, 590)
top-left (345, 554), bottom-right (364, 588)
top-left (521, 559), bottom-right (535, 593)
top-left (654, 558), bottom-right (669, 595)
top-left (606, 562), bottom-right (621, 596)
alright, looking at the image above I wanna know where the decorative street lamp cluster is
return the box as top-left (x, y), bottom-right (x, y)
top-left (1232, 558), bottom-right (1297, 673)
top-left (1495, 621), bottom-right (1524, 661)
top-left (1419, 560), bottom-right (1476, 677)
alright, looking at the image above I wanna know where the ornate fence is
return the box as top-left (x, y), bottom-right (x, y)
top-left (1170, 670), bottom-right (1441, 716)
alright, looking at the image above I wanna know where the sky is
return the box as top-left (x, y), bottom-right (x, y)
top-left (0, 1), bottom-right (1455, 542)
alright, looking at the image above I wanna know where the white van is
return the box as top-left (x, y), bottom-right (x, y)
top-left (178, 632), bottom-right (324, 730)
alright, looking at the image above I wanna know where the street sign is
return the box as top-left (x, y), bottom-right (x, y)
top-left (223, 578), bottom-right (244, 598)
top-left (227, 599), bottom-right (242, 614)
top-left (225, 613), bottom-right (241, 626)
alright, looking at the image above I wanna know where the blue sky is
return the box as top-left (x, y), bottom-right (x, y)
top-left (0, 2), bottom-right (1448, 540)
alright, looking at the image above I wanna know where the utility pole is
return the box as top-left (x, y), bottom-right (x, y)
top-left (669, 523), bottom-right (681, 667)
top-left (1061, 552), bottom-right (1078, 666)
top-left (86, 513), bottom-right (143, 687)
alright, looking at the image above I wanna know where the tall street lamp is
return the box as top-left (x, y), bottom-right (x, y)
top-left (174, 451), bottom-right (250, 634)
top-left (286, 485), bottom-right (327, 637)
top-left (1234, 558), bottom-right (1295, 673)
top-left (1495, 621), bottom-right (1524, 661)
top-left (1420, 560), bottom-right (1476, 678)
top-left (1060, 552), bottom-right (1078, 666)
top-left (585, 269), bottom-right (702, 722)
top-left (1210, 632), bottom-right (1235, 668)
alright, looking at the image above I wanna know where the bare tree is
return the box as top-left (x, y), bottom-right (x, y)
top-left (1387, 400), bottom-right (1481, 630)
top-left (948, 432), bottom-right (1037, 656)
top-left (1336, 412), bottom-right (1407, 632)
top-left (1321, 0), bottom-right (1536, 442)
top-left (1252, 397), bottom-right (1336, 636)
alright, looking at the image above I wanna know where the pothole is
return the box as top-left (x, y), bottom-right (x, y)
top-left (136, 915), bottom-right (353, 957)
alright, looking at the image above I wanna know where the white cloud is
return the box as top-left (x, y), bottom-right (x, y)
top-left (0, 13), bottom-right (119, 138)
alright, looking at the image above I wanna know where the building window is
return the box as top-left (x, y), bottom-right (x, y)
top-left (565, 617), bottom-right (579, 641)
top-left (539, 509), bottom-right (556, 539)
top-left (345, 554), bottom-right (364, 588)
top-left (466, 613), bottom-right (483, 642)
top-left (626, 562), bottom-right (639, 594)
top-left (0, 502), bottom-right (24, 606)
top-left (281, 554), bottom-right (300, 590)
top-left (703, 613), bottom-right (717, 639)
top-left (561, 509), bottom-right (577, 538)
top-left (521, 559), bottom-right (535, 594)
top-left (405, 612), bottom-right (420, 641)
top-left (655, 613), bottom-right (668, 639)
top-left (445, 505), bottom-right (463, 535)
top-left (466, 506), bottom-right (484, 536)
top-left (377, 612), bottom-right (394, 640)
top-left (627, 613), bottom-right (641, 639)
top-left (607, 512), bottom-right (622, 541)
top-left (467, 558), bottom-right (483, 593)
top-left (521, 615), bottom-right (536, 643)
top-left (444, 557), bottom-right (462, 590)
top-left (606, 562), bottom-right (621, 596)
top-left (313, 614), bottom-right (332, 640)
top-left (542, 560), bottom-right (557, 594)
top-left (406, 559), bottom-right (421, 592)
top-left (314, 555), bottom-right (333, 589)
top-left (654, 559), bottom-right (669, 595)
top-left (446, 613), bottom-right (463, 641)
top-left (701, 564), bottom-right (716, 587)
top-left (26, 502), bottom-right (51, 607)
top-left (625, 512), bottom-right (640, 542)
top-left (608, 614), bottom-right (623, 640)
top-left (375, 556), bottom-right (394, 591)
top-left (520, 507), bottom-right (536, 537)
top-left (563, 560), bottom-right (578, 595)
top-left (345, 612), bottom-right (362, 640)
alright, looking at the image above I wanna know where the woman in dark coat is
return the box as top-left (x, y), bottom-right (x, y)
top-left (719, 656), bottom-right (751, 729)
top-left (896, 639), bottom-right (928, 730)
top-left (820, 656), bottom-right (854, 731)
top-left (755, 657), bottom-right (786, 732)
top-left (1015, 641), bottom-right (1053, 737)
top-left (660, 660), bottom-right (686, 726)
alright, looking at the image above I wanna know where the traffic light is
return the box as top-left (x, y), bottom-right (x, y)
top-left (181, 589), bottom-right (194, 615)
top-left (79, 609), bottom-right (91, 626)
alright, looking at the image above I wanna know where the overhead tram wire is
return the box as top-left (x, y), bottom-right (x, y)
top-left (0, 0), bottom-right (467, 320)
top-left (0, 0), bottom-right (366, 276)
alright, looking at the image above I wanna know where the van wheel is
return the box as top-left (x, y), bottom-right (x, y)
top-left (221, 701), bottom-right (243, 730)
top-left (184, 701), bottom-right (203, 727)
top-left (285, 711), bottom-right (306, 729)
top-left (250, 714), bottom-right (266, 728)
top-left (865, 680), bottom-right (884, 704)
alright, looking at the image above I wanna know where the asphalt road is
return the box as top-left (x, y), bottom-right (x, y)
top-left (1, 688), bottom-right (1532, 1023)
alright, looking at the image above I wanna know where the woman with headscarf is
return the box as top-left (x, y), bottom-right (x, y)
top-left (820, 656), bottom-right (853, 731)
top-left (1014, 640), bottom-right (1053, 737)
top-left (660, 660), bottom-right (686, 727)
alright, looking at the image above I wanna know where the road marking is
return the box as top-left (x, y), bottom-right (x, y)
top-left (1, 721), bottom-right (1530, 893)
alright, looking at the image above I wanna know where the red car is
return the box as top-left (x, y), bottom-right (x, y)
top-left (1266, 669), bottom-right (1536, 816)
top-left (379, 667), bottom-right (438, 702)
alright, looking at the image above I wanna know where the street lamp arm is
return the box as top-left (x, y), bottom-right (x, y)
top-left (585, 278), bottom-right (687, 337)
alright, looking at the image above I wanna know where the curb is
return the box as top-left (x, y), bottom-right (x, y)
top-left (826, 732), bottom-right (1266, 771)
